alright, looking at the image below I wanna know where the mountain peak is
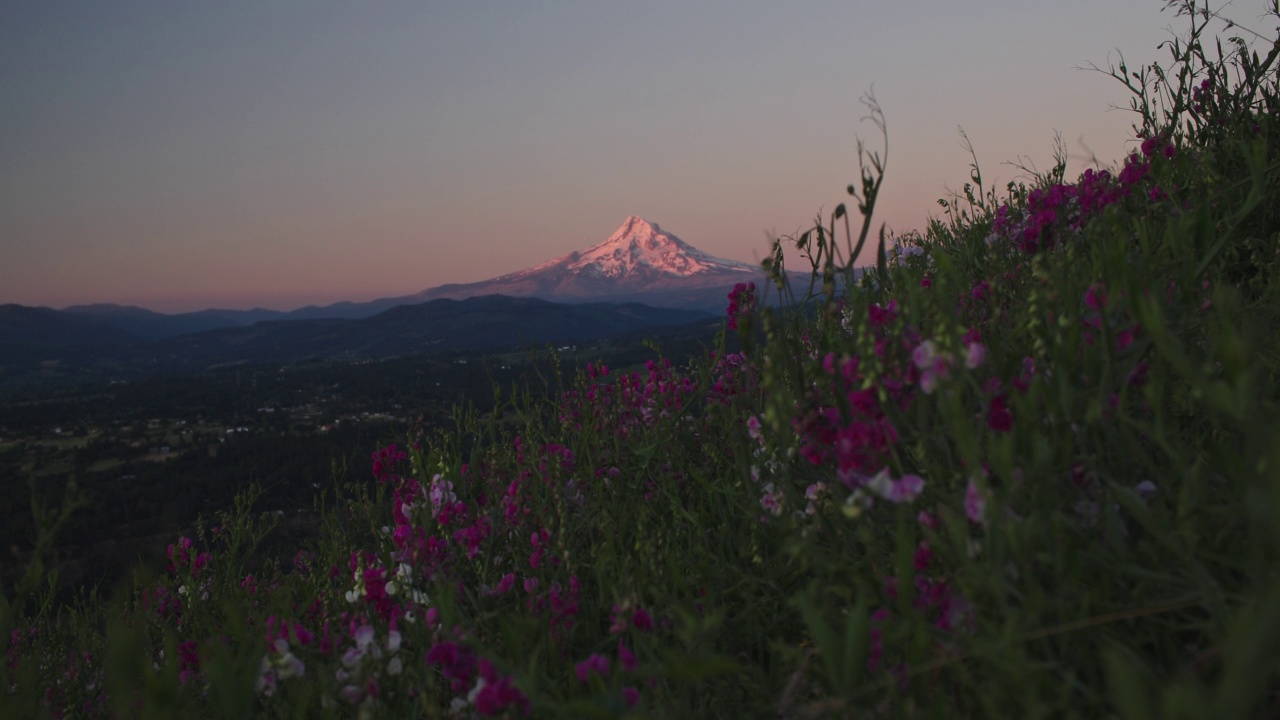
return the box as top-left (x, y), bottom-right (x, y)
top-left (410, 217), bottom-right (765, 311)
top-left (564, 216), bottom-right (755, 279)
top-left (618, 215), bottom-right (659, 233)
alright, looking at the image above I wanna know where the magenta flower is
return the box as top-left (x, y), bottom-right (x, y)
top-left (987, 396), bottom-right (1013, 433)
top-left (917, 511), bottom-right (938, 530)
top-left (575, 653), bottom-right (610, 682)
top-left (632, 608), bottom-right (654, 632)
top-left (725, 282), bottom-right (756, 330)
top-left (492, 573), bottom-right (516, 596)
top-left (622, 686), bottom-right (641, 706)
top-left (618, 641), bottom-right (638, 671)
top-left (913, 541), bottom-right (933, 571)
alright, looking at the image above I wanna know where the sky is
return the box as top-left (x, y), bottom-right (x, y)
top-left (0, 1), bottom-right (1253, 313)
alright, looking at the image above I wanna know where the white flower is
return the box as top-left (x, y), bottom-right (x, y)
top-left (353, 625), bottom-right (375, 651)
top-left (278, 652), bottom-right (305, 680)
top-left (256, 660), bottom-right (277, 697)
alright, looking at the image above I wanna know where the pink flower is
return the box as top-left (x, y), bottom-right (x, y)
top-left (965, 342), bottom-right (987, 369)
top-left (868, 300), bottom-right (897, 328)
top-left (492, 573), bottom-right (516, 596)
top-left (911, 341), bottom-right (937, 370)
top-left (913, 541), bottom-right (932, 571)
top-left (965, 478), bottom-right (986, 524)
top-left (1115, 325), bottom-right (1137, 352)
top-left (473, 658), bottom-right (530, 716)
top-left (618, 641), bottom-right (637, 671)
top-left (575, 653), bottom-right (610, 682)
top-left (726, 282), bottom-right (756, 330)
top-left (867, 470), bottom-right (925, 503)
top-left (632, 608), bottom-right (654, 632)
top-left (622, 686), bottom-right (641, 706)
top-left (891, 474), bottom-right (925, 503)
top-left (1084, 283), bottom-right (1108, 311)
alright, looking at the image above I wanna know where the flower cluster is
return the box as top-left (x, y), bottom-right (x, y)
top-left (726, 282), bottom-right (756, 330)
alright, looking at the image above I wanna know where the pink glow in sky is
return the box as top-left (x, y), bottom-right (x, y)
top-left (2, 2), bottom-right (1266, 312)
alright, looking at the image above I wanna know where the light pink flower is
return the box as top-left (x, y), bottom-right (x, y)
top-left (965, 342), bottom-right (987, 369)
top-left (965, 478), bottom-right (986, 524)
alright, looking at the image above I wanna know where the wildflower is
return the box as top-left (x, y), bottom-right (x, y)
top-left (868, 300), bottom-right (897, 328)
top-left (804, 482), bottom-right (827, 515)
top-left (256, 638), bottom-right (306, 696)
top-left (865, 469), bottom-right (926, 504)
top-left (632, 608), bottom-right (654, 632)
top-left (428, 474), bottom-right (456, 517)
top-left (726, 282), bottom-right (756, 330)
top-left (912, 340), bottom-right (953, 394)
top-left (911, 340), bottom-right (938, 369)
top-left (759, 483), bottom-right (784, 516)
top-left (965, 478), bottom-right (987, 524)
top-left (622, 686), bottom-right (641, 706)
top-left (1134, 480), bottom-right (1157, 501)
top-left (472, 658), bottom-right (530, 715)
top-left (576, 653), bottom-right (611, 682)
top-left (965, 342), bottom-right (987, 369)
top-left (987, 396), bottom-right (1013, 432)
top-left (618, 641), bottom-right (638, 671)
top-left (913, 541), bottom-right (933, 571)
top-left (1084, 283), bottom-right (1108, 312)
top-left (492, 573), bottom-right (516, 596)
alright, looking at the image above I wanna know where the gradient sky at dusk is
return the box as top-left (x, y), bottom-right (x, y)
top-left (1, 2), bottom-right (1234, 312)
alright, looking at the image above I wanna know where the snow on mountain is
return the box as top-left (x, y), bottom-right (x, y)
top-left (511, 216), bottom-right (757, 281)
top-left (405, 217), bottom-right (766, 312)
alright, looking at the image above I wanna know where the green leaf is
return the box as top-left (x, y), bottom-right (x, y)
top-left (1102, 642), bottom-right (1154, 720)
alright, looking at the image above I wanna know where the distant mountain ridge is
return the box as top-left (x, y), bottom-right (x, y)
top-left (39, 216), bottom-right (772, 333)
top-left (0, 217), bottom-right (776, 376)
top-left (148, 295), bottom-right (710, 367)
top-left (0, 296), bottom-right (712, 377)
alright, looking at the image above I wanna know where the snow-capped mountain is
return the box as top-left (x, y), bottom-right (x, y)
top-left (405, 216), bottom-right (766, 311)
top-left (518, 215), bottom-right (758, 280)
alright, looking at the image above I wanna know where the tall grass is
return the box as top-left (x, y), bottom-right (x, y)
top-left (3, 2), bottom-right (1278, 717)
